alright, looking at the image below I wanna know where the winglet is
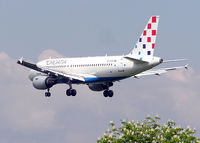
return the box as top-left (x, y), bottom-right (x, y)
top-left (184, 64), bottom-right (189, 70)
top-left (17, 57), bottom-right (23, 64)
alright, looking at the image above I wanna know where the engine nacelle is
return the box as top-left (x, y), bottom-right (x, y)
top-left (29, 70), bottom-right (44, 81)
top-left (32, 76), bottom-right (57, 90)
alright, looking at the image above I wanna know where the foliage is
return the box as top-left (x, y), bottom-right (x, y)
top-left (97, 116), bottom-right (199, 143)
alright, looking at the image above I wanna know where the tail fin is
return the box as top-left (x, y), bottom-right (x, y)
top-left (129, 16), bottom-right (160, 59)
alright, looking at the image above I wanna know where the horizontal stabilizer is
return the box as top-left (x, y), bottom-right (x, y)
top-left (134, 64), bottom-right (188, 78)
top-left (124, 55), bottom-right (149, 63)
top-left (163, 59), bottom-right (188, 63)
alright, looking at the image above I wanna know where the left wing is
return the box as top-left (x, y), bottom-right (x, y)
top-left (17, 57), bottom-right (86, 82)
top-left (134, 65), bottom-right (188, 78)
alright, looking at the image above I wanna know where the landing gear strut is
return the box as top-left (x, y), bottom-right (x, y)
top-left (45, 88), bottom-right (51, 97)
top-left (103, 82), bottom-right (114, 98)
top-left (66, 83), bottom-right (77, 96)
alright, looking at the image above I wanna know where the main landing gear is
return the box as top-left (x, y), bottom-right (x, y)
top-left (66, 83), bottom-right (77, 96)
top-left (66, 89), bottom-right (77, 96)
top-left (103, 82), bottom-right (114, 98)
top-left (103, 89), bottom-right (114, 97)
top-left (45, 88), bottom-right (77, 97)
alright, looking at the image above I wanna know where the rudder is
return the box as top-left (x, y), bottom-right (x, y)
top-left (129, 16), bottom-right (160, 59)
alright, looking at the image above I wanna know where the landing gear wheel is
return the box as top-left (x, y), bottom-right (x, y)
top-left (45, 92), bottom-right (51, 97)
top-left (66, 89), bottom-right (72, 96)
top-left (71, 89), bottom-right (77, 96)
top-left (66, 89), bottom-right (77, 96)
top-left (103, 90), bottom-right (114, 97)
top-left (103, 90), bottom-right (109, 97)
top-left (45, 88), bottom-right (51, 97)
top-left (108, 90), bottom-right (113, 97)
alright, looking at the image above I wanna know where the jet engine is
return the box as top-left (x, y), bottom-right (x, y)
top-left (29, 70), bottom-right (44, 81)
top-left (32, 76), bottom-right (57, 90)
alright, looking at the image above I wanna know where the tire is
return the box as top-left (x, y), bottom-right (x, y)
top-left (103, 90), bottom-right (109, 97)
top-left (45, 92), bottom-right (51, 97)
top-left (71, 89), bottom-right (77, 96)
top-left (66, 89), bottom-right (72, 96)
top-left (108, 90), bottom-right (113, 97)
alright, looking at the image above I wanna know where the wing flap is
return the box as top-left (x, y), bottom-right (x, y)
top-left (46, 69), bottom-right (85, 82)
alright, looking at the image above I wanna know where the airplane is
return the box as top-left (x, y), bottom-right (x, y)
top-left (17, 16), bottom-right (188, 98)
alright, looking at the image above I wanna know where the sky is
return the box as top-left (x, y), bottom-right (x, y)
top-left (0, 0), bottom-right (200, 142)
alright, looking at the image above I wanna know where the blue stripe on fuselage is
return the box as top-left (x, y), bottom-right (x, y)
top-left (84, 76), bottom-right (129, 83)
top-left (56, 76), bottom-right (130, 84)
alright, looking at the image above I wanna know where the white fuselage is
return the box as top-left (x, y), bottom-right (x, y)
top-left (35, 55), bottom-right (161, 84)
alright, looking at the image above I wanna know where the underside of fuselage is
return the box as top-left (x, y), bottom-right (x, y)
top-left (55, 75), bottom-right (130, 84)
top-left (71, 76), bottom-right (130, 84)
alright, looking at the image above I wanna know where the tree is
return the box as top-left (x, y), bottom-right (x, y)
top-left (97, 116), bottom-right (199, 143)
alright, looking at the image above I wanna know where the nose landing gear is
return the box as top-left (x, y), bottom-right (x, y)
top-left (45, 89), bottom-right (51, 97)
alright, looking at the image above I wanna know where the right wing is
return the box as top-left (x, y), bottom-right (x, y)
top-left (17, 57), bottom-right (86, 82)
top-left (134, 65), bottom-right (188, 78)
top-left (17, 57), bottom-right (40, 71)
